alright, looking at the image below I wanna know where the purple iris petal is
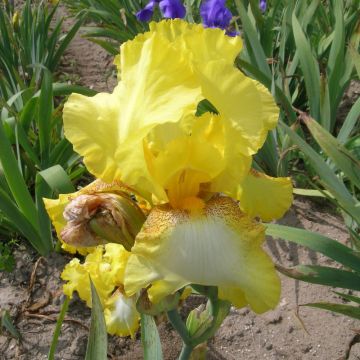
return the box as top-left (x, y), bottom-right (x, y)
top-left (200, 0), bottom-right (233, 30)
top-left (259, 0), bottom-right (267, 13)
top-left (136, 0), bottom-right (186, 22)
top-left (136, 1), bottom-right (158, 22)
top-left (159, 0), bottom-right (186, 18)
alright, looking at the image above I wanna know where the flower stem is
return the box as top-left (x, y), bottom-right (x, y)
top-left (167, 309), bottom-right (191, 344)
top-left (178, 344), bottom-right (193, 360)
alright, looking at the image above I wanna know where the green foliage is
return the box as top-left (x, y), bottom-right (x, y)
top-left (0, 1), bottom-right (96, 255)
top-left (48, 296), bottom-right (70, 360)
top-left (267, 223), bottom-right (360, 321)
top-left (0, 0), bottom-right (85, 104)
top-left (233, 0), bottom-right (359, 176)
top-left (141, 314), bottom-right (163, 360)
top-left (0, 310), bottom-right (21, 339)
top-left (0, 240), bottom-right (16, 272)
top-left (85, 279), bottom-right (108, 360)
top-left (63, 0), bottom-right (150, 54)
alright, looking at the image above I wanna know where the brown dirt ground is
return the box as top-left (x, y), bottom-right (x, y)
top-left (1, 4), bottom-right (360, 360)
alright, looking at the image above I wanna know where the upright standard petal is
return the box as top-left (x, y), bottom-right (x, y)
top-left (125, 195), bottom-right (280, 313)
top-left (136, 0), bottom-right (157, 22)
top-left (200, 0), bottom-right (233, 30)
top-left (64, 31), bottom-right (201, 196)
top-left (196, 60), bottom-right (279, 157)
top-left (148, 20), bottom-right (242, 66)
top-left (159, 0), bottom-right (186, 19)
top-left (237, 169), bottom-right (293, 222)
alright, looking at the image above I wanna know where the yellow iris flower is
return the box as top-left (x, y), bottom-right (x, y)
top-left (61, 244), bottom-right (139, 338)
top-left (46, 19), bottom-right (293, 320)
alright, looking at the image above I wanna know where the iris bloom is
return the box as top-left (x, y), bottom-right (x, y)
top-left (44, 181), bottom-right (145, 337)
top-left (47, 20), bottom-right (292, 319)
top-left (200, 0), bottom-right (233, 32)
top-left (259, 0), bottom-right (267, 13)
top-left (61, 244), bottom-right (140, 337)
top-left (136, 0), bottom-right (186, 22)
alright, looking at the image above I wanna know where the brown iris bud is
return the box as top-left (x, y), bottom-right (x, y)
top-left (61, 193), bottom-right (146, 250)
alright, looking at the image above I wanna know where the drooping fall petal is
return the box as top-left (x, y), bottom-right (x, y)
top-left (125, 195), bottom-right (280, 313)
top-left (237, 169), bottom-right (293, 222)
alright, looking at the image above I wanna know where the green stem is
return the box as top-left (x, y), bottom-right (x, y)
top-left (179, 344), bottom-right (193, 360)
top-left (48, 296), bottom-right (69, 360)
top-left (185, 0), bottom-right (194, 22)
top-left (167, 309), bottom-right (191, 344)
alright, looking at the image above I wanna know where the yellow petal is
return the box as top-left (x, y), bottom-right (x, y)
top-left (61, 246), bottom-right (115, 306)
top-left (238, 169), bottom-right (293, 221)
top-left (148, 20), bottom-right (242, 65)
top-left (104, 290), bottom-right (140, 338)
top-left (145, 113), bottom-right (226, 206)
top-left (61, 244), bottom-right (131, 307)
top-left (124, 195), bottom-right (280, 313)
top-left (196, 60), bottom-right (279, 156)
top-left (63, 31), bottom-right (201, 195)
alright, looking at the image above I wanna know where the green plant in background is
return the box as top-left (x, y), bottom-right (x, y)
top-left (0, 0), bottom-right (84, 107)
top-left (232, 0), bottom-right (359, 177)
top-left (63, 0), bottom-right (150, 55)
top-left (0, 71), bottom-right (96, 256)
top-left (266, 223), bottom-right (360, 321)
top-left (0, 0), bottom-right (96, 257)
top-left (62, 0), bottom-right (359, 180)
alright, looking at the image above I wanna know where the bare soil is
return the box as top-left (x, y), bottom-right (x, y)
top-left (1, 5), bottom-right (360, 360)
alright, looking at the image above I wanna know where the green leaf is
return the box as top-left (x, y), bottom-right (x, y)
top-left (38, 165), bottom-right (75, 195)
top-left (48, 296), bottom-right (69, 360)
top-left (234, 0), bottom-right (271, 78)
top-left (327, 0), bottom-right (345, 126)
top-left (337, 97), bottom-right (360, 144)
top-left (37, 69), bottom-right (53, 167)
top-left (279, 121), bottom-right (360, 222)
top-left (0, 188), bottom-right (44, 254)
top-left (292, 12), bottom-right (320, 122)
top-left (277, 264), bottom-right (360, 291)
top-left (85, 278), bottom-right (107, 360)
top-left (303, 114), bottom-right (360, 188)
top-left (333, 291), bottom-right (360, 305)
top-left (52, 83), bottom-right (98, 97)
top-left (304, 302), bottom-right (360, 320)
top-left (51, 14), bottom-right (85, 71)
top-left (266, 223), bottom-right (360, 273)
top-left (1, 310), bottom-right (21, 339)
top-left (0, 117), bottom-right (39, 232)
top-left (141, 314), bottom-right (163, 360)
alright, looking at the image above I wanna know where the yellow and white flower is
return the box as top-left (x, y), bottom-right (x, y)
top-left (61, 244), bottom-right (140, 337)
top-left (46, 20), bottom-right (293, 320)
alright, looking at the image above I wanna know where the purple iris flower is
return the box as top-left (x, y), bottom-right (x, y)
top-left (136, 0), bottom-right (186, 22)
top-left (259, 0), bottom-right (267, 13)
top-left (200, 0), bottom-right (232, 30)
